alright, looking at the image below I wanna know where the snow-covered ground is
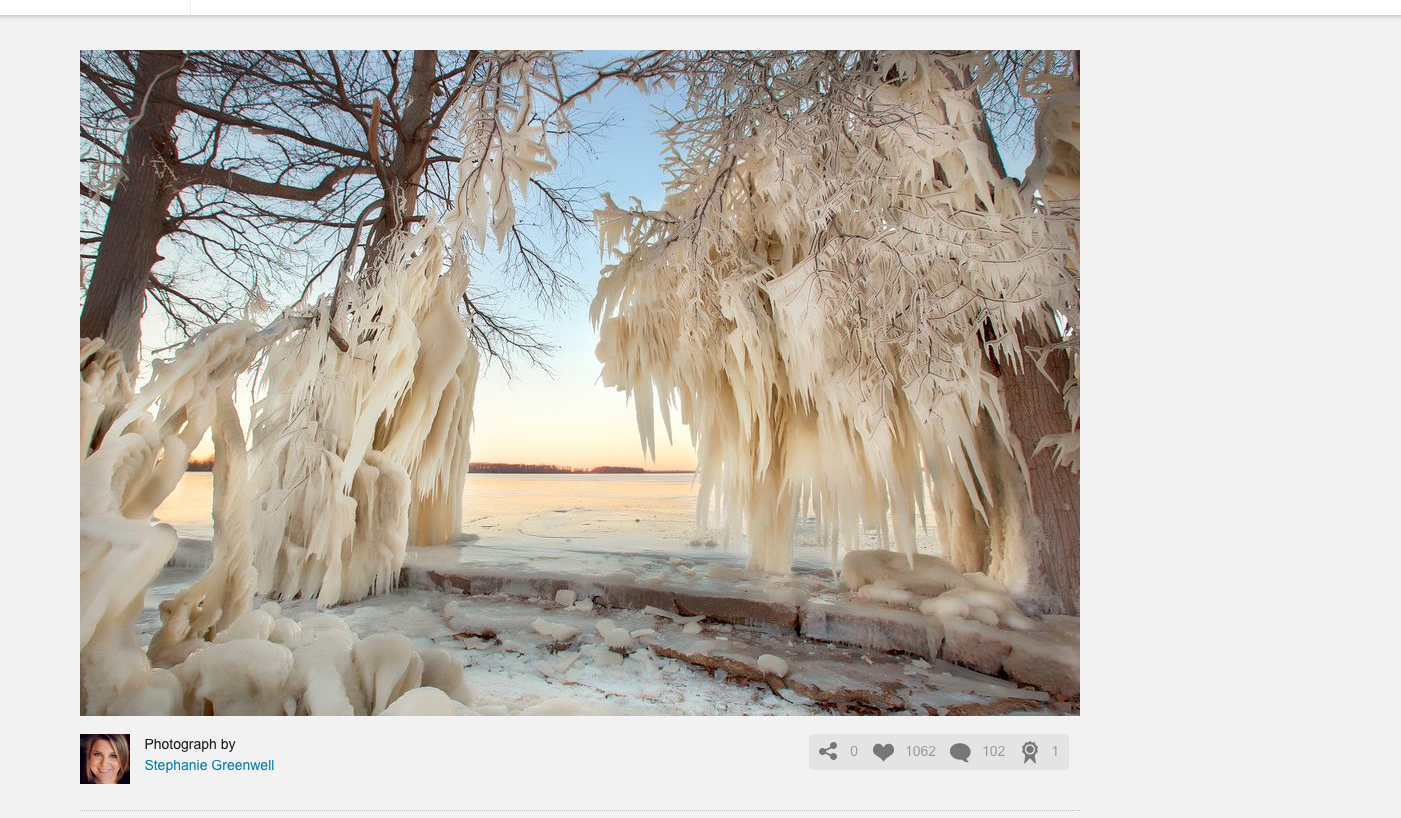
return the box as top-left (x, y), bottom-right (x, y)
top-left (138, 586), bottom-right (814, 715)
top-left (143, 472), bottom-right (1073, 716)
top-left (139, 570), bottom-right (1063, 716)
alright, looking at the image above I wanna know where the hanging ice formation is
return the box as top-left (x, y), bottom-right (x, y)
top-left (82, 326), bottom-right (291, 712)
top-left (79, 54), bottom-right (561, 714)
top-left (247, 229), bottom-right (480, 606)
top-left (249, 56), bottom-right (558, 606)
top-left (592, 51), bottom-right (1080, 601)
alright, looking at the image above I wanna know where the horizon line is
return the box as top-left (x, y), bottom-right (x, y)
top-left (184, 457), bottom-right (694, 475)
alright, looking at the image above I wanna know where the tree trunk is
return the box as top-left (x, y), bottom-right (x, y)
top-left (943, 368), bottom-right (1078, 617)
top-left (362, 50), bottom-right (440, 274)
top-left (79, 50), bottom-right (185, 369)
top-left (956, 60), bottom-right (1081, 615)
top-left (998, 327), bottom-right (1079, 615)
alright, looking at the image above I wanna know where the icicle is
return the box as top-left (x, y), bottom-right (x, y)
top-left (147, 387), bottom-right (257, 667)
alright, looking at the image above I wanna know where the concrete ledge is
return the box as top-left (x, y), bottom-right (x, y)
top-left (672, 587), bottom-right (805, 630)
top-left (939, 618), bottom-right (1015, 676)
top-left (799, 598), bottom-right (940, 661)
top-left (409, 565), bottom-right (804, 630)
top-left (940, 618), bottom-right (1079, 699)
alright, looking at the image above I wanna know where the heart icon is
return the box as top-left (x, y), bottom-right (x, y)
top-left (873, 743), bottom-right (894, 761)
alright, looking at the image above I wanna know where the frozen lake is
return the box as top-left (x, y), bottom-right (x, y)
top-left (155, 471), bottom-right (942, 557)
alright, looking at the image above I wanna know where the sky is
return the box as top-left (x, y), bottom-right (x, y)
top-left (464, 67), bottom-right (699, 470)
top-left (130, 52), bottom-right (1033, 472)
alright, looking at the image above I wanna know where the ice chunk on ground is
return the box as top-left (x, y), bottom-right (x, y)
top-left (920, 595), bottom-right (970, 619)
top-left (295, 615), bottom-right (357, 649)
top-left (531, 618), bottom-right (581, 642)
top-left (352, 632), bottom-right (424, 715)
top-left (707, 563), bottom-right (750, 581)
top-left (553, 652), bottom-right (580, 674)
top-left (857, 583), bottom-right (923, 608)
top-left (779, 688), bottom-right (815, 706)
top-left (1000, 609), bottom-right (1035, 631)
top-left (379, 687), bottom-right (470, 716)
top-left (757, 653), bottom-right (789, 677)
top-left (290, 638), bottom-right (360, 716)
top-left (970, 607), bottom-right (1000, 627)
top-left (268, 617), bottom-right (301, 646)
top-left (420, 647), bottom-right (473, 706)
top-left (603, 628), bottom-right (636, 649)
top-left (214, 609), bottom-right (274, 643)
top-left (520, 698), bottom-right (609, 716)
top-left (174, 638), bottom-right (296, 716)
top-left (842, 550), bottom-right (970, 596)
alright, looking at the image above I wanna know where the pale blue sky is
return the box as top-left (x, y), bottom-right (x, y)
top-left (468, 65), bottom-right (697, 469)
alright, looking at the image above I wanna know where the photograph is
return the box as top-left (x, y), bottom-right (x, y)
top-left (78, 49), bottom-right (1080, 717)
top-left (80, 734), bottom-right (131, 784)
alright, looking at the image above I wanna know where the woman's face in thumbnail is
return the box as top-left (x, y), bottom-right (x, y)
top-left (89, 739), bottom-right (121, 784)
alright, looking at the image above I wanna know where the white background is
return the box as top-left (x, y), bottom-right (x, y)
top-left (4, 12), bottom-right (1399, 818)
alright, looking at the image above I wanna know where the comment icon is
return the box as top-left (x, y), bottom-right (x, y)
top-left (950, 743), bottom-right (971, 763)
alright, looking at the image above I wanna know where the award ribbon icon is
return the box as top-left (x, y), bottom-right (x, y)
top-left (1022, 741), bottom-right (1038, 763)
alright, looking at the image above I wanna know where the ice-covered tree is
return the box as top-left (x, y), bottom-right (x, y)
top-left (592, 50), bottom-right (1080, 613)
top-left (79, 50), bottom-right (607, 604)
top-left (79, 51), bottom-right (583, 714)
top-left (245, 52), bottom-right (575, 606)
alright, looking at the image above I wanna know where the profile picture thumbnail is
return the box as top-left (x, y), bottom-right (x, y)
top-left (81, 734), bottom-right (130, 784)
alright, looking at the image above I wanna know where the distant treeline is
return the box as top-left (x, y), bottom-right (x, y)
top-left (183, 458), bottom-right (690, 475)
top-left (467, 462), bottom-right (693, 475)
